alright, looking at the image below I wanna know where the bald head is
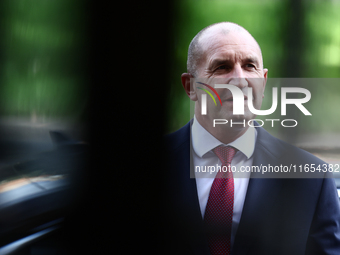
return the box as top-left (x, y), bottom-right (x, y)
top-left (187, 22), bottom-right (263, 77)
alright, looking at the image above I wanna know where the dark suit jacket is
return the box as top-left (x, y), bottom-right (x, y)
top-left (163, 120), bottom-right (340, 255)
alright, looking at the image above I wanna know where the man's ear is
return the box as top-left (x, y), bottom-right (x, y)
top-left (263, 68), bottom-right (268, 81)
top-left (181, 73), bottom-right (198, 101)
top-left (262, 68), bottom-right (268, 98)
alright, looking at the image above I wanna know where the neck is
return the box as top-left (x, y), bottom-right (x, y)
top-left (195, 112), bottom-right (249, 144)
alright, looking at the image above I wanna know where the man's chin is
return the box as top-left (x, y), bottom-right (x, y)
top-left (222, 114), bottom-right (256, 128)
top-left (230, 115), bottom-right (246, 121)
top-left (198, 113), bottom-right (255, 127)
top-left (230, 114), bottom-right (254, 122)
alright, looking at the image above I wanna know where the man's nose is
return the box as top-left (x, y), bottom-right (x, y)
top-left (228, 65), bottom-right (248, 88)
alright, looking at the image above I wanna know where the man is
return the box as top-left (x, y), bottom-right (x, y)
top-left (163, 22), bottom-right (340, 255)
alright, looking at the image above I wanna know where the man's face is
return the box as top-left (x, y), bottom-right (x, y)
top-left (194, 30), bottom-right (268, 123)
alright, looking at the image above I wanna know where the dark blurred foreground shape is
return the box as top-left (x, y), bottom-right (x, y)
top-left (0, 0), bottom-right (169, 254)
top-left (0, 129), bottom-right (89, 254)
top-left (0, 0), bottom-right (91, 254)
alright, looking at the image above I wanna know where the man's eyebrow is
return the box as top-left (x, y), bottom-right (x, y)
top-left (208, 56), bottom-right (261, 69)
top-left (244, 57), bottom-right (260, 66)
top-left (208, 58), bottom-right (232, 69)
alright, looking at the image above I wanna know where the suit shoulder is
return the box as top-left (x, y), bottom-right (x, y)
top-left (163, 121), bottom-right (191, 152)
top-left (283, 141), bottom-right (326, 165)
top-left (256, 127), bottom-right (326, 165)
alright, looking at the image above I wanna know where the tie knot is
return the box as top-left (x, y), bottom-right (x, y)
top-left (213, 146), bottom-right (237, 165)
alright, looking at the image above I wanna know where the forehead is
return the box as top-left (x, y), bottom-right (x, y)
top-left (199, 29), bottom-right (262, 64)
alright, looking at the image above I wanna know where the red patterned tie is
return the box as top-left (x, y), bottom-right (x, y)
top-left (204, 146), bottom-right (237, 255)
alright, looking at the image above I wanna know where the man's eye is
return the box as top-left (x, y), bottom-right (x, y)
top-left (245, 64), bottom-right (256, 69)
top-left (216, 65), bottom-right (227, 70)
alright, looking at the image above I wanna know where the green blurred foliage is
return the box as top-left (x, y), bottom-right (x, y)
top-left (166, 0), bottom-right (340, 135)
top-left (0, 0), bottom-right (89, 120)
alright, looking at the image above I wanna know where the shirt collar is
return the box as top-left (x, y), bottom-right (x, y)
top-left (191, 115), bottom-right (257, 159)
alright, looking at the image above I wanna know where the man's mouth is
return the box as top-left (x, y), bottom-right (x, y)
top-left (225, 95), bottom-right (248, 102)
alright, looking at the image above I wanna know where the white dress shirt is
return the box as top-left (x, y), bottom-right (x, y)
top-left (191, 115), bottom-right (257, 248)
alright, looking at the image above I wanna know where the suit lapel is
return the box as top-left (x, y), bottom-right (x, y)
top-left (232, 127), bottom-right (286, 255)
top-left (165, 121), bottom-right (211, 255)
